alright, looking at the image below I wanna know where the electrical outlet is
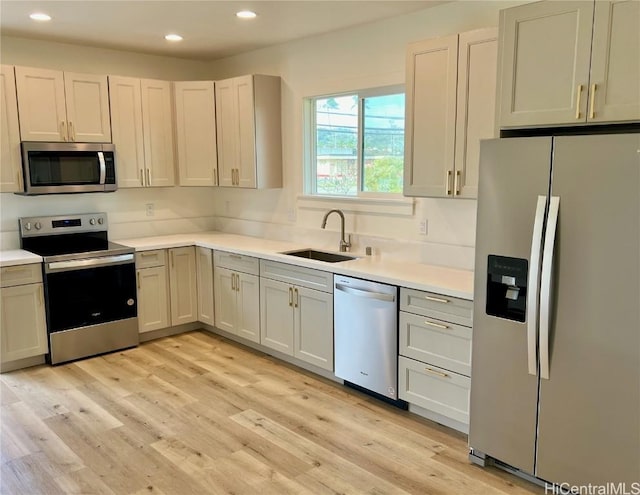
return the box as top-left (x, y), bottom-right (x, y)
top-left (145, 203), bottom-right (155, 217)
top-left (419, 219), bottom-right (428, 235)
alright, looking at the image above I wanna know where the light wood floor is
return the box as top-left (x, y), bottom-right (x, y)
top-left (1, 330), bottom-right (542, 495)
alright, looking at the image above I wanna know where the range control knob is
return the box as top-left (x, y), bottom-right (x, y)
top-left (34, 222), bottom-right (42, 230)
top-left (89, 218), bottom-right (96, 225)
top-left (24, 222), bottom-right (32, 231)
top-left (97, 217), bottom-right (104, 225)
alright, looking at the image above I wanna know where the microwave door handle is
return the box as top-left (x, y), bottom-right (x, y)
top-left (98, 152), bottom-right (106, 185)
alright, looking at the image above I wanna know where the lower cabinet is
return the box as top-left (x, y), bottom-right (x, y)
top-left (260, 260), bottom-right (333, 371)
top-left (136, 250), bottom-right (170, 333)
top-left (196, 247), bottom-right (214, 326)
top-left (213, 251), bottom-right (260, 343)
top-left (168, 246), bottom-right (198, 326)
top-left (0, 264), bottom-right (48, 364)
top-left (398, 287), bottom-right (473, 432)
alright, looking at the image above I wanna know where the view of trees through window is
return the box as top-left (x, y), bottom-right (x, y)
top-left (314, 92), bottom-right (404, 196)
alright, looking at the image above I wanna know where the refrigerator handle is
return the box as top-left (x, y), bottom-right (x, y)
top-left (527, 196), bottom-right (547, 376)
top-left (540, 196), bottom-right (560, 380)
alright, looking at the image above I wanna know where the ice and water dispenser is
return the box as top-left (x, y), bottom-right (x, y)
top-left (486, 255), bottom-right (528, 322)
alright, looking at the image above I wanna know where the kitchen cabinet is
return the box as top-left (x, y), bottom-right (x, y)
top-left (15, 66), bottom-right (111, 142)
top-left (174, 81), bottom-right (218, 186)
top-left (259, 260), bottom-right (333, 371)
top-left (109, 76), bottom-right (175, 188)
top-left (0, 65), bottom-right (22, 193)
top-left (215, 74), bottom-right (282, 189)
top-left (0, 264), bottom-right (48, 365)
top-left (196, 247), bottom-right (215, 326)
top-left (214, 251), bottom-right (260, 343)
top-left (168, 246), bottom-right (198, 326)
top-left (404, 28), bottom-right (497, 198)
top-left (498, 0), bottom-right (639, 128)
top-left (398, 287), bottom-right (473, 433)
top-left (136, 250), bottom-right (171, 334)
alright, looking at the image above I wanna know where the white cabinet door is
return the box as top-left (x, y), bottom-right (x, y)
top-left (294, 286), bottom-right (333, 371)
top-left (498, 1), bottom-right (595, 127)
top-left (137, 265), bottom-right (170, 334)
top-left (214, 266), bottom-right (237, 334)
top-left (141, 79), bottom-right (175, 187)
top-left (63, 72), bottom-right (111, 142)
top-left (109, 76), bottom-right (145, 188)
top-left (404, 35), bottom-right (458, 197)
top-left (0, 65), bottom-right (23, 193)
top-left (589, 0), bottom-right (640, 123)
top-left (174, 81), bottom-right (218, 186)
top-left (168, 246), bottom-right (197, 326)
top-left (214, 78), bottom-right (236, 187)
top-left (1, 283), bottom-right (48, 362)
top-left (260, 277), bottom-right (294, 354)
top-left (454, 28), bottom-right (497, 199)
top-left (237, 272), bottom-right (260, 343)
top-left (15, 66), bottom-right (67, 141)
top-left (196, 247), bottom-right (214, 326)
top-left (235, 76), bottom-right (257, 188)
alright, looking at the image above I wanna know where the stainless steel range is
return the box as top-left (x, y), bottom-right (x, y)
top-left (19, 213), bottom-right (138, 365)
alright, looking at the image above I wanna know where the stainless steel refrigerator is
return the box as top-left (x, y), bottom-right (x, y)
top-left (469, 133), bottom-right (640, 485)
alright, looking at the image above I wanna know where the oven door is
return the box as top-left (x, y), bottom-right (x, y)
top-left (44, 254), bottom-right (137, 333)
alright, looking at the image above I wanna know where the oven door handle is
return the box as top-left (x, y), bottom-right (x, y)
top-left (46, 254), bottom-right (134, 272)
top-left (98, 151), bottom-right (107, 185)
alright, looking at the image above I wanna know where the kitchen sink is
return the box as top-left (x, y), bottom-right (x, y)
top-left (281, 249), bottom-right (357, 263)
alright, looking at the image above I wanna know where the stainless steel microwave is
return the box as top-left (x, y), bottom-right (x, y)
top-left (19, 142), bottom-right (117, 195)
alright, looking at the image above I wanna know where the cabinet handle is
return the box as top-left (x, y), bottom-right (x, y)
top-left (589, 83), bottom-right (597, 120)
top-left (424, 295), bottom-right (449, 304)
top-left (137, 272), bottom-right (141, 289)
top-left (146, 169), bottom-right (151, 186)
top-left (235, 273), bottom-right (240, 292)
top-left (213, 167), bottom-right (218, 186)
top-left (231, 272), bottom-right (236, 291)
top-left (69, 121), bottom-right (75, 141)
top-left (454, 170), bottom-right (461, 196)
top-left (424, 367), bottom-right (450, 379)
top-left (140, 169), bottom-right (145, 186)
top-left (446, 170), bottom-right (453, 196)
top-left (575, 84), bottom-right (583, 120)
top-left (294, 288), bottom-right (299, 308)
top-left (289, 287), bottom-right (293, 307)
top-left (424, 320), bottom-right (450, 330)
top-left (232, 168), bottom-right (236, 186)
top-left (171, 251), bottom-right (175, 268)
top-left (60, 121), bottom-right (67, 141)
top-left (229, 254), bottom-right (242, 260)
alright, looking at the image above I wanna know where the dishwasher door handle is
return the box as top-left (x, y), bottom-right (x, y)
top-left (335, 283), bottom-right (395, 302)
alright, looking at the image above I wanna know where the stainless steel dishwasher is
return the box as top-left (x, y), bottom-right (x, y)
top-left (334, 275), bottom-right (403, 405)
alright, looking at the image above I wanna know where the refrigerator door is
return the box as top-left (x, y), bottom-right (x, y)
top-left (469, 137), bottom-right (552, 474)
top-left (536, 133), bottom-right (640, 484)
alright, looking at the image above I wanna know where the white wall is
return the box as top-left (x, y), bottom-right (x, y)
top-left (207, 1), bottom-right (523, 270)
top-left (0, 36), bottom-right (216, 249)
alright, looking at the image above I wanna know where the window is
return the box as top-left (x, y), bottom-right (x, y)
top-left (307, 87), bottom-right (405, 197)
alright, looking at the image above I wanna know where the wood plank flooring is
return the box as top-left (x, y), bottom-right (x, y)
top-left (0, 331), bottom-right (542, 494)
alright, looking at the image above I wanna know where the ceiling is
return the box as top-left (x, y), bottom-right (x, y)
top-left (0, 1), bottom-right (445, 61)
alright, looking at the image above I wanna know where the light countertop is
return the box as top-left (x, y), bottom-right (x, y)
top-left (118, 232), bottom-right (474, 300)
top-left (0, 250), bottom-right (43, 268)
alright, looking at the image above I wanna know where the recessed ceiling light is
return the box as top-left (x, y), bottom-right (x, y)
top-left (236, 10), bottom-right (257, 19)
top-left (165, 33), bottom-right (183, 42)
top-left (29, 12), bottom-right (51, 22)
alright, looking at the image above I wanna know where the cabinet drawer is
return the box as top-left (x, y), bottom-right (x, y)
top-left (400, 287), bottom-right (472, 327)
top-left (214, 251), bottom-right (259, 275)
top-left (1, 264), bottom-right (42, 287)
top-left (135, 249), bottom-right (167, 269)
top-left (399, 311), bottom-right (471, 377)
top-left (398, 356), bottom-right (470, 425)
top-left (260, 260), bottom-right (332, 293)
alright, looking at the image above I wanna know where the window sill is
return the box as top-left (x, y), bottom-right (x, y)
top-left (297, 195), bottom-right (414, 217)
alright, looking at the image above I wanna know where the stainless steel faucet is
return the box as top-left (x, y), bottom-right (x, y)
top-left (321, 209), bottom-right (352, 252)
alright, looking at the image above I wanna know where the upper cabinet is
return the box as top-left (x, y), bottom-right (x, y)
top-left (498, 0), bottom-right (639, 128)
top-left (0, 65), bottom-right (23, 193)
top-left (109, 76), bottom-right (175, 188)
top-left (215, 74), bottom-right (282, 189)
top-left (15, 66), bottom-right (111, 142)
top-left (174, 81), bottom-right (218, 186)
top-left (404, 28), bottom-right (498, 198)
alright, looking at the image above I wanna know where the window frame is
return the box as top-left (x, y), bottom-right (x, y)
top-left (304, 84), bottom-right (405, 199)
